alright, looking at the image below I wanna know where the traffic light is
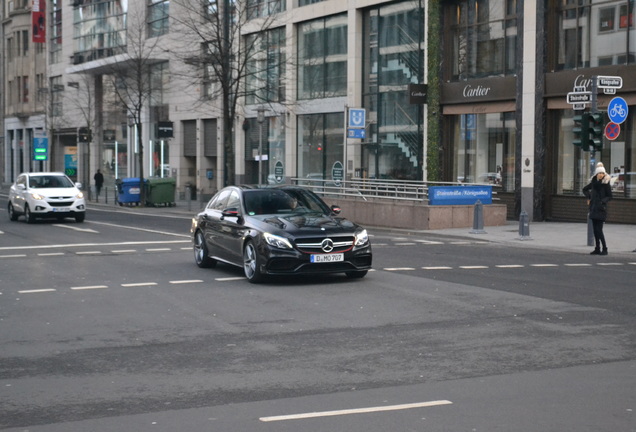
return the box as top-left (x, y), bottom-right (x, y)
top-left (572, 113), bottom-right (589, 151)
top-left (588, 112), bottom-right (604, 151)
top-left (78, 127), bottom-right (92, 143)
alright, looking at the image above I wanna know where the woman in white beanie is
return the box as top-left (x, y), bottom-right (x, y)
top-left (583, 164), bottom-right (613, 255)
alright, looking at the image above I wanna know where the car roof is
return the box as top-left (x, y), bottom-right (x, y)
top-left (21, 172), bottom-right (67, 177)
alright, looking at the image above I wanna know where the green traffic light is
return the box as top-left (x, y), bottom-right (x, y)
top-left (573, 113), bottom-right (590, 151)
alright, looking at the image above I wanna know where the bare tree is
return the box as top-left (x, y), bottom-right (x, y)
top-left (101, 5), bottom-right (164, 205)
top-left (170, 0), bottom-right (285, 186)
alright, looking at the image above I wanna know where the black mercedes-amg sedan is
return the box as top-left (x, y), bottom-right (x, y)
top-left (191, 185), bottom-right (372, 283)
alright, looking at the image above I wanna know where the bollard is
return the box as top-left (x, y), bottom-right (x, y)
top-left (470, 200), bottom-right (487, 234)
top-left (186, 186), bottom-right (192, 212)
top-left (518, 210), bottom-right (531, 240)
top-left (105, 186), bottom-right (108, 204)
top-left (587, 213), bottom-right (594, 247)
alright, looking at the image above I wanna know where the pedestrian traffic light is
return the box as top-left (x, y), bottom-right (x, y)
top-left (572, 113), bottom-right (589, 151)
top-left (588, 112), bottom-right (604, 151)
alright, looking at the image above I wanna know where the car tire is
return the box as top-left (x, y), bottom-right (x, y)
top-left (75, 213), bottom-right (85, 223)
top-left (194, 230), bottom-right (216, 268)
top-left (24, 205), bottom-right (36, 224)
top-left (345, 270), bottom-right (368, 279)
top-left (243, 240), bottom-right (264, 283)
top-left (8, 202), bottom-right (19, 221)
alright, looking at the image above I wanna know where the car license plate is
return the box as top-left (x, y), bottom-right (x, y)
top-left (310, 253), bottom-right (344, 263)
top-left (52, 207), bottom-right (63, 212)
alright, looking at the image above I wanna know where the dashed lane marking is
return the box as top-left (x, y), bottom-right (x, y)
top-left (422, 266), bottom-right (453, 270)
top-left (564, 263), bottom-right (593, 267)
top-left (18, 289), bottom-right (56, 294)
top-left (76, 251), bottom-right (102, 255)
top-left (169, 280), bottom-right (204, 284)
top-left (111, 249), bottom-right (137, 253)
top-left (121, 282), bottom-right (158, 287)
top-left (0, 254), bottom-right (27, 259)
top-left (38, 252), bottom-right (65, 257)
top-left (395, 243), bottom-right (416, 246)
top-left (495, 264), bottom-right (524, 268)
top-left (530, 264), bottom-right (559, 267)
top-left (71, 285), bottom-right (108, 290)
top-left (52, 224), bottom-right (99, 233)
top-left (145, 248), bottom-right (171, 252)
top-left (384, 267), bottom-right (416, 271)
top-left (597, 262), bottom-right (624, 266)
top-left (215, 277), bottom-right (245, 281)
top-left (259, 400), bottom-right (453, 422)
top-left (459, 265), bottom-right (489, 269)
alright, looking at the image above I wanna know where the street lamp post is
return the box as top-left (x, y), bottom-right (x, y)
top-left (256, 106), bottom-right (266, 185)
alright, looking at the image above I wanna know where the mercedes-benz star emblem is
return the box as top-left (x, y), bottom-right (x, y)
top-left (321, 238), bottom-right (334, 253)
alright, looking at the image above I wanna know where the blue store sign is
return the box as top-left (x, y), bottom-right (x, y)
top-left (428, 186), bottom-right (493, 206)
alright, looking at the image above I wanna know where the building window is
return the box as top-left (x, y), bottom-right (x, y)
top-left (450, 112), bottom-right (516, 192)
top-left (50, 76), bottom-right (63, 116)
top-left (246, 0), bottom-right (284, 19)
top-left (554, 0), bottom-right (636, 70)
top-left (22, 30), bottom-right (29, 56)
top-left (448, 0), bottom-right (518, 80)
top-left (362, 0), bottom-right (425, 180)
top-left (50, 0), bottom-right (63, 64)
top-left (297, 14), bottom-right (347, 99)
top-left (297, 113), bottom-right (343, 180)
top-left (72, 0), bottom-right (127, 64)
top-left (246, 27), bottom-right (286, 104)
top-left (148, 0), bottom-right (169, 38)
top-left (555, 109), bottom-right (636, 198)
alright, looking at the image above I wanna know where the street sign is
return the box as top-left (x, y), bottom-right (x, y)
top-left (608, 97), bottom-right (628, 124)
top-left (566, 91), bottom-right (592, 104)
top-left (33, 137), bottom-right (48, 161)
top-left (332, 161), bottom-right (344, 185)
top-left (596, 75), bottom-right (623, 89)
top-left (573, 103), bottom-right (586, 111)
top-left (348, 108), bottom-right (366, 128)
top-left (605, 122), bottom-right (620, 141)
top-left (347, 128), bottom-right (366, 139)
top-left (274, 161), bottom-right (284, 183)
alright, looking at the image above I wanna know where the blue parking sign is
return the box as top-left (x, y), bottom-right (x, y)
top-left (608, 97), bottom-right (628, 124)
top-left (348, 108), bottom-right (366, 128)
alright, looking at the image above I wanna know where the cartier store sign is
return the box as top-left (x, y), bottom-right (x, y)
top-left (441, 76), bottom-right (517, 105)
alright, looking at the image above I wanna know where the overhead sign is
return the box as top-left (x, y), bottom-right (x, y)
top-left (605, 122), bottom-right (620, 141)
top-left (566, 91), bottom-right (592, 104)
top-left (608, 97), bottom-right (628, 124)
top-left (348, 109), bottom-right (366, 129)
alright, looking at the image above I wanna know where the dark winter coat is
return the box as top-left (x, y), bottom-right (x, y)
top-left (583, 175), bottom-right (612, 221)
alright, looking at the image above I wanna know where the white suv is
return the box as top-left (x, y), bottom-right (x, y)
top-left (8, 172), bottom-right (86, 223)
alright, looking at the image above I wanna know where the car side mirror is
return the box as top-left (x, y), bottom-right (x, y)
top-left (17, 184), bottom-right (26, 190)
top-left (331, 205), bottom-right (341, 215)
top-left (75, 182), bottom-right (83, 189)
top-left (221, 208), bottom-right (240, 220)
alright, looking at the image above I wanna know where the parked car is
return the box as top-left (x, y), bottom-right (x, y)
top-left (8, 172), bottom-right (86, 223)
top-left (191, 185), bottom-right (372, 283)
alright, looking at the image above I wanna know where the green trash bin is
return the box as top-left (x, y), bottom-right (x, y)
top-left (145, 177), bottom-right (176, 207)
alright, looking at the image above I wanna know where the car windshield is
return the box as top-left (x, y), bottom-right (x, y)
top-left (29, 175), bottom-right (74, 188)
top-left (243, 189), bottom-right (330, 216)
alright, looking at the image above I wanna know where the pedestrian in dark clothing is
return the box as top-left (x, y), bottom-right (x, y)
top-left (583, 163), bottom-right (612, 255)
top-left (94, 169), bottom-right (104, 202)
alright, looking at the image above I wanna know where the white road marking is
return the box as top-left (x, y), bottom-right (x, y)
top-left (259, 400), bottom-right (453, 422)
top-left (37, 252), bottom-right (65, 257)
top-left (180, 247), bottom-right (191, 250)
top-left (0, 240), bottom-right (189, 252)
top-left (88, 221), bottom-right (189, 237)
top-left (71, 285), bottom-right (108, 290)
top-left (76, 251), bottom-right (102, 255)
top-left (169, 280), bottom-right (203, 284)
top-left (597, 262), bottom-right (623, 266)
top-left (415, 240), bottom-right (444, 244)
top-left (111, 249), bottom-right (136, 253)
top-left (496, 264), bottom-right (524, 268)
top-left (564, 263), bottom-right (592, 267)
top-left (384, 267), bottom-right (416, 271)
top-left (215, 277), bottom-right (245, 281)
top-left (530, 264), bottom-right (559, 267)
top-left (121, 282), bottom-right (158, 287)
top-left (422, 266), bottom-right (453, 270)
top-left (18, 289), bottom-right (56, 294)
top-left (450, 241), bottom-right (471, 245)
top-left (0, 254), bottom-right (27, 259)
top-left (395, 242), bottom-right (416, 246)
top-left (145, 248), bottom-right (171, 252)
top-left (52, 224), bottom-right (99, 233)
top-left (460, 265), bottom-right (489, 269)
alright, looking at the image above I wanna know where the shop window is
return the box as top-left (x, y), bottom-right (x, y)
top-left (450, 112), bottom-right (516, 192)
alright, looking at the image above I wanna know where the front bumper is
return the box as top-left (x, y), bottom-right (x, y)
top-left (30, 199), bottom-right (86, 216)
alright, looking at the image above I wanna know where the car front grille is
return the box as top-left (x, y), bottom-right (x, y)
top-left (295, 236), bottom-right (354, 254)
top-left (46, 200), bottom-right (74, 207)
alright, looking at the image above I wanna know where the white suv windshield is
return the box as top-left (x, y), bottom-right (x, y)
top-left (29, 175), bottom-right (74, 188)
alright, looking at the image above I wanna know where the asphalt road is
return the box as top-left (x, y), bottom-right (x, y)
top-left (1, 200), bottom-right (635, 431)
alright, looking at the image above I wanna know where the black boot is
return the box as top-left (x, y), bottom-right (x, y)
top-left (600, 248), bottom-right (608, 256)
top-left (590, 248), bottom-right (601, 255)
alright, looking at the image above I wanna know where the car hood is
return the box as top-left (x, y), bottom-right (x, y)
top-left (255, 212), bottom-right (358, 235)
top-left (29, 187), bottom-right (81, 197)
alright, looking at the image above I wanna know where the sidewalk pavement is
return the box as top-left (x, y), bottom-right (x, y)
top-left (86, 197), bottom-right (636, 256)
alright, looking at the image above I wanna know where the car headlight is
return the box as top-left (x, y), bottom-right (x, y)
top-left (30, 193), bottom-right (45, 200)
top-left (76, 192), bottom-right (84, 199)
top-left (264, 232), bottom-right (293, 250)
top-left (354, 229), bottom-right (369, 247)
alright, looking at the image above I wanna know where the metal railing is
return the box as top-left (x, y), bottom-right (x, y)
top-left (292, 177), bottom-right (499, 203)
